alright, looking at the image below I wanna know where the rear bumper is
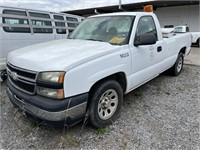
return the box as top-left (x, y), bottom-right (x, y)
top-left (7, 79), bottom-right (88, 126)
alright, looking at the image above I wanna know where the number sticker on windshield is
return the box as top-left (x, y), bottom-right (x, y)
top-left (109, 37), bottom-right (125, 44)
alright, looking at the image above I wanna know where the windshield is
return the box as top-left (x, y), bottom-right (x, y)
top-left (70, 16), bottom-right (135, 45)
top-left (174, 27), bottom-right (183, 33)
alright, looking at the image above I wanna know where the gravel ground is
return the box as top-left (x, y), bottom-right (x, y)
top-left (0, 64), bottom-right (200, 150)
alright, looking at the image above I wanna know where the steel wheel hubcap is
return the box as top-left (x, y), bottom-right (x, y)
top-left (177, 57), bottom-right (183, 72)
top-left (98, 89), bottom-right (118, 120)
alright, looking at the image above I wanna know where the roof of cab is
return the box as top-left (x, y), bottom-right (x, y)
top-left (89, 12), bottom-right (154, 18)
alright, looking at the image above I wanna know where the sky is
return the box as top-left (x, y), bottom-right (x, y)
top-left (0, 0), bottom-right (147, 12)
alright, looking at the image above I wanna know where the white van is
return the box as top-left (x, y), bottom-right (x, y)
top-left (0, 6), bottom-right (84, 73)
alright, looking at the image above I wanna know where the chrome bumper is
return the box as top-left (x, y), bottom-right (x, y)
top-left (7, 87), bottom-right (87, 122)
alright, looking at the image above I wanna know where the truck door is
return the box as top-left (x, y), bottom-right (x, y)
top-left (130, 16), bottom-right (164, 88)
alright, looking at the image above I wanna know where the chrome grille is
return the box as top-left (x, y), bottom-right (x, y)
top-left (7, 63), bottom-right (36, 80)
top-left (7, 63), bottom-right (37, 95)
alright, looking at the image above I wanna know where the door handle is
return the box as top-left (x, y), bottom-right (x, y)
top-left (157, 46), bottom-right (162, 52)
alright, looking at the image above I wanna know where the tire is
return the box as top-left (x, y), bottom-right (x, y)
top-left (169, 52), bottom-right (184, 76)
top-left (88, 80), bottom-right (123, 128)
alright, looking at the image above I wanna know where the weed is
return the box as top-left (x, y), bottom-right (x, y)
top-left (96, 127), bottom-right (106, 135)
top-left (134, 91), bottom-right (143, 97)
top-left (122, 141), bottom-right (128, 149)
top-left (31, 121), bottom-right (38, 128)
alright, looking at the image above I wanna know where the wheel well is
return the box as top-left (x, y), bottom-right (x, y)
top-left (179, 47), bottom-right (186, 55)
top-left (89, 72), bottom-right (127, 95)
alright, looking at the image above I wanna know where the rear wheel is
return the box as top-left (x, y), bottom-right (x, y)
top-left (88, 80), bottom-right (123, 128)
top-left (169, 52), bottom-right (184, 76)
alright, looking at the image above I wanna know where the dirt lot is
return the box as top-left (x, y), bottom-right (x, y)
top-left (0, 64), bottom-right (200, 149)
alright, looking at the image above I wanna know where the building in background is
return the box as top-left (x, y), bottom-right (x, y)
top-left (155, 4), bottom-right (199, 32)
top-left (64, 1), bottom-right (199, 32)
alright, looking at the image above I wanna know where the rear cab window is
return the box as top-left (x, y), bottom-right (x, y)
top-left (2, 9), bottom-right (30, 33)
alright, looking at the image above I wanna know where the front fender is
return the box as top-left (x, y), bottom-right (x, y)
top-left (63, 49), bottom-right (131, 98)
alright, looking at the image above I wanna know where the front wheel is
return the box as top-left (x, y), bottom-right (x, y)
top-left (169, 52), bottom-right (184, 76)
top-left (88, 80), bottom-right (123, 128)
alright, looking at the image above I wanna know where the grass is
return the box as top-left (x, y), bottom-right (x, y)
top-left (134, 91), bottom-right (143, 97)
top-left (31, 121), bottom-right (38, 128)
top-left (96, 127), bottom-right (107, 135)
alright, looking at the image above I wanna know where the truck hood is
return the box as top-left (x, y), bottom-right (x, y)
top-left (7, 39), bottom-right (120, 72)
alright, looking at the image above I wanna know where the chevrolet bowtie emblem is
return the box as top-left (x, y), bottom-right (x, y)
top-left (11, 72), bottom-right (18, 81)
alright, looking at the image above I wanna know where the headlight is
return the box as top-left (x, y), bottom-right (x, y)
top-left (37, 72), bottom-right (65, 83)
top-left (37, 71), bottom-right (65, 99)
top-left (37, 86), bottom-right (64, 99)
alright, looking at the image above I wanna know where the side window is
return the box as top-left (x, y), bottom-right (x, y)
top-left (2, 9), bottom-right (30, 33)
top-left (66, 17), bottom-right (78, 33)
top-left (136, 16), bottom-right (158, 40)
top-left (54, 15), bottom-right (66, 34)
top-left (29, 12), bottom-right (52, 33)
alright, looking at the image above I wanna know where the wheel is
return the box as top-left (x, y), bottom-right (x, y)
top-left (88, 80), bottom-right (123, 128)
top-left (169, 53), bottom-right (184, 76)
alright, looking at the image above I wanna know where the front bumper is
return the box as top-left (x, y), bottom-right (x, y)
top-left (7, 79), bottom-right (88, 126)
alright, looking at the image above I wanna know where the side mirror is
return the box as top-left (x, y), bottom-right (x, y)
top-left (134, 34), bottom-right (157, 46)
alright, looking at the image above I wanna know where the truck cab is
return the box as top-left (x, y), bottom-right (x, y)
top-left (6, 10), bottom-right (191, 128)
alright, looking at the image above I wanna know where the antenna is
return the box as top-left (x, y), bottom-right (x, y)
top-left (119, 0), bottom-right (126, 11)
top-left (119, 0), bottom-right (122, 10)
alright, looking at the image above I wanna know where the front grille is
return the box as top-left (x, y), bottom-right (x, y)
top-left (9, 76), bottom-right (35, 93)
top-left (7, 63), bottom-right (36, 80)
top-left (7, 63), bottom-right (37, 95)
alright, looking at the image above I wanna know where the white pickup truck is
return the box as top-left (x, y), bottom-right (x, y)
top-left (174, 26), bottom-right (200, 47)
top-left (6, 11), bottom-right (191, 128)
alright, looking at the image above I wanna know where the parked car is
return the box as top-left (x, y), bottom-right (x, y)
top-left (174, 26), bottom-right (200, 47)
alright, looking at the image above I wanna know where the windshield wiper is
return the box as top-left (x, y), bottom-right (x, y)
top-left (85, 38), bottom-right (103, 42)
